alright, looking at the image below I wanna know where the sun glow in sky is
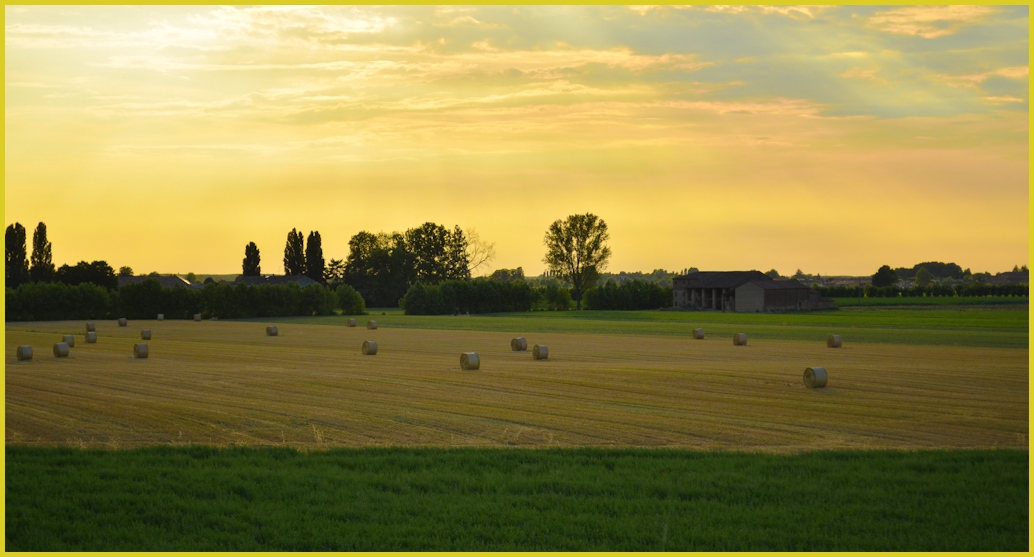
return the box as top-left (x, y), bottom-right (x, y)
top-left (4, 5), bottom-right (1028, 276)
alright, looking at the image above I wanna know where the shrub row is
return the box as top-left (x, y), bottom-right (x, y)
top-left (400, 279), bottom-right (672, 315)
top-left (583, 281), bottom-right (673, 310)
top-left (401, 278), bottom-right (536, 315)
top-left (5, 280), bottom-right (366, 322)
top-left (816, 283), bottom-right (1029, 298)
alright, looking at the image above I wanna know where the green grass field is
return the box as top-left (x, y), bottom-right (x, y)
top-left (288, 304), bottom-right (1029, 348)
top-left (5, 446), bottom-right (1027, 551)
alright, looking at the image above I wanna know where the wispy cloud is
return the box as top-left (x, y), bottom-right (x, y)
top-left (867, 6), bottom-right (997, 39)
top-left (937, 66), bottom-right (1029, 89)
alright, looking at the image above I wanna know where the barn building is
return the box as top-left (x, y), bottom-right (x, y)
top-left (672, 271), bottom-right (834, 312)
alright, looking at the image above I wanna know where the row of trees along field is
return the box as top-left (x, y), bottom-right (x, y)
top-left (6, 280), bottom-right (366, 322)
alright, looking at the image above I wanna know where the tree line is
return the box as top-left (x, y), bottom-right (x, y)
top-left (6, 280), bottom-right (366, 322)
top-left (815, 283), bottom-right (1029, 299)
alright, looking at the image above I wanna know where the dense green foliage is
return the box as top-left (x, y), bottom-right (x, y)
top-left (5, 282), bottom-right (114, 321)
top-left (287, 305), bottom-right (1028, 349)
top-left (893, 261), bottom-right (965, 280)
top-left (4, 279), bottom-right (367, 321)
top-left (833, 295), bottom-right (1029, 307)
top-left (583, 280), bottom-right (673, 310)
top-left (335, 283), bottom-right (367, 315)
top-left (401, 278), bottom-right (535, 315)
top-left (5, 222), bottom-right (29, 288)
top-left (5, 446), bottom-right (1027, 551)
top-left (817, 283), bottom-right (1028, 298)
top-left (55, 260), bottom-right (118, 290)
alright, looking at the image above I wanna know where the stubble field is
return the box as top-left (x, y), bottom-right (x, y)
top-left (6, 317), bottom-right (1027, 451)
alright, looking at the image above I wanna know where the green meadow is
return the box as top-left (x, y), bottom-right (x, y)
top-left (5, 446), bottom-right (1027, 552)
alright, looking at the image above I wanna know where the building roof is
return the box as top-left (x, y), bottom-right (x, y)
top-left (118, 275), bottom-right (199, 289)
top-left (674, 271), bottom-right (770, 289)
top-left (233, 274), bottom-right (320, 287)
top-left (744, 279), bottom-right (811, 290)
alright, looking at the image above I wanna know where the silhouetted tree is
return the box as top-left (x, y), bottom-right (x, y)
top-left (305, 231), bottom-right (325, 284)
top-left (871, 265), bottom-right (899, 288)
top-left (5, 223), bottom-right (29, 288)
top-left (118, 266), bottom-right (134, 277)
top-left (283, 229), bottom-right (305, 276)
top-left (765, 269), bottom-right (780, 279)
top-left (56, 261), bottom-right (117, 290)
top-left (543, 213), bottom-right (611, 310)
top-left (29, 222), bottom-right (55, 283)
top-left (325, 258), bottom-right (345, 286)
top-left (243, 242), bottom-right (261, 276)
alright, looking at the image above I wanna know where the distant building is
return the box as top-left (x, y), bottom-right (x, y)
top-left (232, 275), bottom-right (320, 288)
top-left (672, 270), bottom-right (834, 312)
top-left (118, 275), bottom-right (199, 289)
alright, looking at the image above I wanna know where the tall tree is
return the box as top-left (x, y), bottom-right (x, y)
top-left (344, 230), bottom-right (416, 307)
top-left (242, 242), bottom-right (261, 276)
top-left (29, 222), bottom-right (55, 283)
top-left (5, 222), bottom-right (29, 288)
top-left (543, 213), bottom-right (611, 310)
top-left (305, 231), bottom-right (326, 284)
top-left (325, 258), bottom-right (346, 286)
top-left (405, 222), bottom-right (451, 284)
top-left (283, 228), bottom-right (306, 276)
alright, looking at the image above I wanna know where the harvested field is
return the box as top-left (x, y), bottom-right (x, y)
top-left (5, 320), bottom-right (1028, 451)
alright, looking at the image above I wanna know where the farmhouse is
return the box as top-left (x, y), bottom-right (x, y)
top-left (233, 275), bottom-right (320, 287)
top-left (672, 271), bottom-right (834, 312)
top-left (118, 275), bottom-right (199, 289)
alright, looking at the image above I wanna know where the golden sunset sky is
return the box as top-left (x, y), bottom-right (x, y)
top-left (4, 5), bottom-right (1029, 276)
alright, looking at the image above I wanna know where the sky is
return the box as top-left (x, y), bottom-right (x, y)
top-left (4, 5), bottom-right (1029, 277)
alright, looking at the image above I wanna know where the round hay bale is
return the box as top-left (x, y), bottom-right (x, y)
top-left (460, 352), bottom-right (480, 370)
top-left (157, 314), bottom-right (164, 321)
top-left (118, 318), bottom-right (128, 327)
top-left (53, 342), bottom-right (69, 358)
top-left (511, 337), bottom-right (527, 351)
top-left (732, 333), bottom-right (748, 346)
top-left (804, 367), bottom-right (828, 388)
top-left (193, 313), bottom-right (201, 322)
top-left (86, 322), bottom-right (96, 332)
top-left (362, 340), bottom-right (378, 355)
top-left (826, 335), bottom-right (842, 348)
top-left (62, 335), bottom-right (75, 348)
top-left (16, 346), bottom-right (32, 361)
top-left (367, 320), bottom-right (378, 330)
top-left (141, 330), bottom-right (151, 340)
top-left (692, 328), bottom-right (704, 340)
top-left (347, 318), bottom-right (357, 327)
top-left (266, 326), bottom-right (278, 337)
top-left (533, 344), bottom-right (548, 360)
top-left (134, 343), bottom-right (149, 359)
top-left (86, 332), bottom-right (97, 344)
